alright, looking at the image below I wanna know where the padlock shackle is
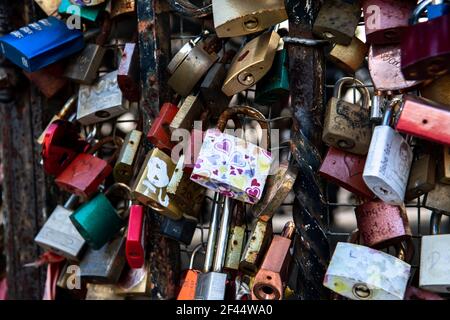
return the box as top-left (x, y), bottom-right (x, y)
top-left (203, 193), bottom-right (222, 273)
top-left (333, 77), bottom-right (370, 110)
top-left (58, 94), bottom-right (77, 119)
top-left (216, 106), bottom-right (271, 149)
top-left (430, 211), bottom-right (442, 235)
top-left (87, 136), bottom-right (123, 165)
top-left (411, 0), bottom-right (433, 24)
top-left (63, 194), bottom-right (79, 210)
top-left (281, 221), bottom-right (296, 240)
top-left (213, 197), bottom-right (232, 273)
top-left (189, 243), bottom-right (205, 270)
top-left (381, 99), bottom-right (399, 126)
top-left (104, 182), bottom-right (133, 219)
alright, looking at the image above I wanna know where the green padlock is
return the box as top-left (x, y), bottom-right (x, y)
top-left (70, 183), bottom-right (132, 250)
top-left (255, 49), bottom-right (289, 104)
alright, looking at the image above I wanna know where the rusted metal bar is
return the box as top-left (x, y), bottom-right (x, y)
top-left (285, 0), bottom-right (330, 300)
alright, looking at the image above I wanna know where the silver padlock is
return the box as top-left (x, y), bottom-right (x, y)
top-left (363, 100), bottom-right (413, 205)
top-left (420, 211), bottom-right (450, 293)
top-left (77, 70), bottom-right (130, 125)
top-left (195, 195), bottom-right (231, 300)
top-left (370, 91), bottom-right (385, 124)
top-left (424, 182), bottom-right (450, 213)
top-left (34, 195), bottom-right (85, 261)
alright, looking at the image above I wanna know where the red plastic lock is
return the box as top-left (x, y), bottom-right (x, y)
top-left (126, 204), bottom-right (145, 269)
top-left (147, 102), bottom-right (179, 152)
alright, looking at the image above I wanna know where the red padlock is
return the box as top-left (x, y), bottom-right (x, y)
top-left (55, 136), bottom-right (122, 199)
top-left (362, 0), bottom-right (416, 44)
top-left (41, 120), bottom-right (89, 176)
top-left (319, 147), bottom-right (375, 200)
top-left (147, 102), bottom-right (179, 152)
top-left (126, 204), bottom-right (145, 269)
top-left (395, 94), bottom-right (450, 146)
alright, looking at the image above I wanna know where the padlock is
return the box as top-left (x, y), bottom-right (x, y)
top-left (322, 77), bottom-right (372, 155)
top-left (177, 244), bottom-right (204, 300)
top-left (424, 182), bottom-right (450, 213)
top-left (252, 221), bottom-right (295, 300)
top-left (169, 95), bottom-right (204, 133)
top-left (133, 148), bottom-right (184, 220)
top-left (70, 183), bottom-right (132, 250)
top-left (59, 0), bottom-right (105, 22)
top-left (199, 63), bottom-right (230, 119)
top-left (159, 215), bottom-right (197, 246)
top-left (421, 74), bottom-right (450, 106)
top-left (404, 286), bottom-right (444, 300)
top-left (255, 48), bottom-right (290, 104)
top-left (41, 120), bottom-right (89, 177)
top-left (55, 136), bottom-right (122, 200)
top-left (437, 145), bottom-right (450, 184)
top-left (35, 195), bottom-right (85, 261)
top-left (395, 94), bottom-right (450, 146)
top-left (114, 263), bottom-right (151, 296)
top-left (191, 106), bottom-right (273, 204)
top-left (363, 102), bottom-right (413, 205)
top-left (368, 44), bottom-right (421, 93)
top-left (34, 0), bottom-right (60, 16)
top-left (111, 0), bottom-right (135, 18)
top-left (239, 219), bottom-right (273, 276)
top-left (77, 70), bottom-right (130, 125)
top-left (328, 37), bottom-right (368, 74)
top-left (405, 147), bottom-right (436, 201)
top-left (85, 283), bottom-right (125, 300)
top-left (401, 1), bottom-right (450, 80)
top-left (0, 17), bottom-right (84, 72)
top-left (362, 0), bottom-right (416, 44)
top-left (125, 204), bottom-right (145, 269)
top-left (64, 44), bottom-right (106, 84)
top-left (324, 240), bottom-right (411, 300)
top-left (147, 102), bottom-right (179, 152)
top-left (370, 91), bottom-right (384, 124)
top-left (70, 0), bottom-right (105, 6)
top-left (312, 0), bottom-right (361, 45)
top-left (195, 197), bottom-right (231, 300)
top-left (117, 43), bottom-right (140, 102)
top-left (113, 129), bottom-right (142, 184)
top-left (319, 147), bottom-right (375, 200)
top-left (420, 211), bottom-right (450, 293)
top-left (79, 234), bottom-right (126, 284)
top-left (223, 202), bottom-right (245, 271)
top-left (37, 94), bottom-right (77, 145)
top-left (222, 31), bottom-right (280, 97)
top-left (24, 62), bottom-right (68, 98)
top-left (167, 36), bottom-right (218, 97)
top-left (212, 0), bottom-right (287, 38)
top-left (355, 201), bottom-right (413, 256)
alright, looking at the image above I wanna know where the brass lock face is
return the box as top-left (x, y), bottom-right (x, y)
top-left (64, 44), bottom-right (106, 84)
top-left (328, 37), bottom-right (368, 74)
top-left (113, 129), bottom-right (142, 184)
top-left (169, 95), bottom-right (204, 133)
top-left (212, 0), bottom-right (288, 38)
top-left (34, 0), bottom-right (61, 16)
top-left (439, 146), bottom-right (450, 184)
top-left (222, 31), bottom-right (281, 96)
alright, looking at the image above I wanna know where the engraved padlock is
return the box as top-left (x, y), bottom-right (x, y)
top-left (328, 37), bottom-right (368, 74)
top-left (313, 0), bottom-right (362, 45)
top-left (405, 145), bottom-right (436, 201)
top-left (77, 70), bottom-right (130, 125)
top-left (363, 101), bottom-right (413, 205)
top-left (70, 183), bottom-right (132, 250)
top-left (117, 43), bottom-right (140, 102)
top-left (222, 31), bottom-right (280, 97)
top-left (424, 182), bottom-right (450, 213)
top-left (212, 0), bottom-right (287, 38)
top-left (323, 77), bottom-right (372, 155)
top-left (252, 221), bottom-right (295, 300)
top-left (35, 195), bottom-right (85, 261)
top-left (113, 129), bottom-right (142, 184)
top-left (421, 74), bottom-right (450, 106)
top-left (177, 244), bottom-right (204, 300)
top-left (420, 211), bottom-right (450, 293)
top-left (64, 44), bottom-right (106, 84)
top-left (362, 0), bottom-right (416, 44)
top-left (126, 204), bottom-right (146, 269)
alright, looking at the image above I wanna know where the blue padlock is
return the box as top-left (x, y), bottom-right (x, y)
top-left (0, 17), bottom-right (83, 72)
top-left (427, 0), bottom-right (450, 20)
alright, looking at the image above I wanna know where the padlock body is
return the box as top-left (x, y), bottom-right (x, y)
top-left (35, 205), bottom-right (85, 261)
top-left (64, 44), bottom-right (105, 84)
top-left (126, 205), bottom-right (145, 269)
top-left (169, 96), bottom-right (204, 133)
top-left (70, 0), bottom-right (105, 6)
top-left (24, 62), bottom-right (67, 98)
top-left (147, 102), bottom-right (178, 152)
top-left (224, 225), bottom-right (245, 271)
top-left (328, 37), bottom-right (368, 74)
top-left (159, 216), bottom-right (197, 246)
top-left (324, 242), bottom-right (411, 300)
top-left (177, 269), bottom-right (200, 300)
top-left (395, 94), bottom-right (450, 146)
top-left (401, 13), bottom-right (450, 80)
top-left (319, 147), bottom-right (374, 199)
top-left (363, 125), bottom-right (413, 205)
top-left (118, 43), bottom-right (140, 102)
top-left (362, 0), bottom-right (416, 44)
top-left (420, 234), bottom-right (450, 293)
top-left (111, 0), bottom-right (135, 18)
top-left (70, 193), bottom-right (124, 249)
top-left (195, 272), bottom-right (227, 300)
top-left (55, 153), bottom-right (113, 199)
top-left (199, 63), bottom-right (230, 118)
top-left (438, 146), bottom-right (450, 184)
top-left (406, 153), bottom-right (436, 200)
top-left (239, 220), bottom-right (272, 276)
top-left (115, 264), bottom-right (150, 296)
top-left (114, 129), bottom-right (142, 184)
top-left (323, 97), bottom-right (372, 155)
top-left (424, 182), bottom-right (450, 213)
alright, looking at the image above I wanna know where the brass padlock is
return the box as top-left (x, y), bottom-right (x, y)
top-left (111, 0), bottom-right (135, 18)
top-left (437, 145), bottom-right (450, 184)
top-left (328, 36), bottom-right (368, 74)
top-left (199, 63), bottom-right (230, 118)
top-left (239, 219), bottom-right (273, 276)
top-left (133, 148), bottom-right (184, 220)
top-left (313, 0), bottom-right (361, 45)
top-left (167, 36), bottom-right (218, 97)
top-left (169, 94), bottom-right (204, 133)
top-left (64, 44), bottom-right (106, 84)
top-left (223, 202), bottom-right (246, 272)
top-left (222, 31), bottom-right (280, 96)
top-left (323, 77), bottom-right (372, 155)
top-left (212, 0), bottom-right (287, 38)
top-left (34, 0), bottom-right (60, 16)
top-left (85, 283), bottom-right (125, 300)
top-left (114, 263), bottom-right (151, 296)
top-left (421, 74), bottom-right (450, 107)
top-left (77, 70), bottom-right (130, 125)
top-left (113, 129), bottom-right (142, 184)
top-left (424, 182), bottom-right (450, 214)
top-left (405, 147), bottom-right (436, 201)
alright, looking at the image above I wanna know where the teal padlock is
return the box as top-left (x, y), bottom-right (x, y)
top-left (70, 183), bottom-right (132, 250)
top-left (59, 0), bottom-right (105, 22)
top-left (255, 49), bottom-right (289, 104)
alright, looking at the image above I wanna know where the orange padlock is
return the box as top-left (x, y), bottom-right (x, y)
top-left (177, 244), bottom-right (204, 300)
